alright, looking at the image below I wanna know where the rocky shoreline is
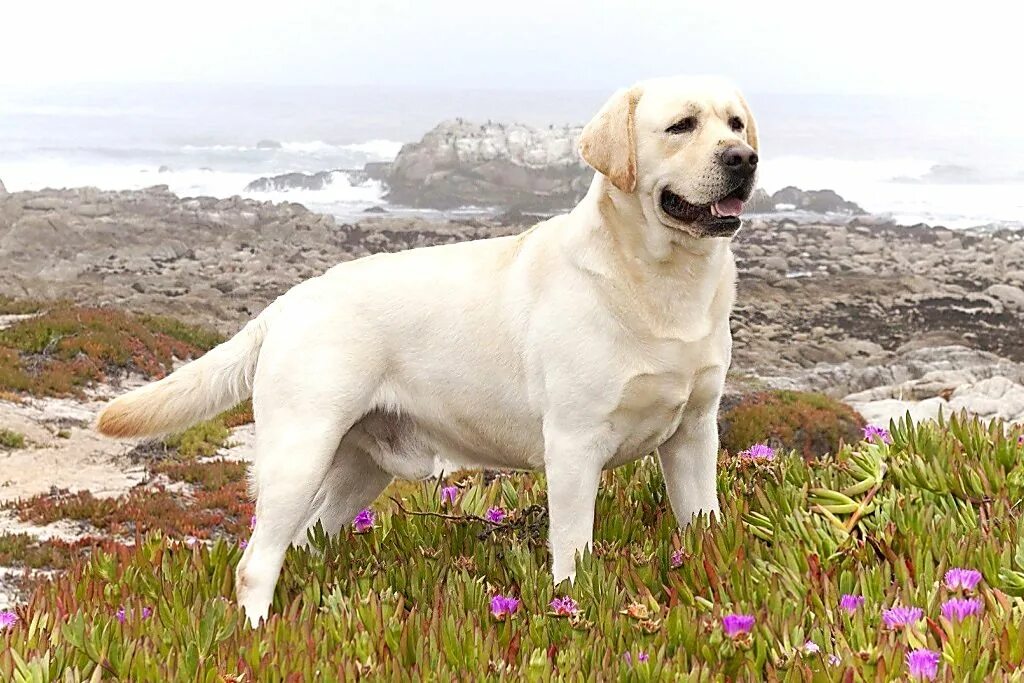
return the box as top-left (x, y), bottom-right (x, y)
top-left (1, 181), bottom-right (1022, 425)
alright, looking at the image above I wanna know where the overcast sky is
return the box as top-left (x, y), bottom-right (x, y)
top-left (3, 1), bottom-right (1020, 97)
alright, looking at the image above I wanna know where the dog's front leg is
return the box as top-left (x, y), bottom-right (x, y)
top-left (543, 429), bottom-right (606, 584)
top-left (658, 375), bottom-right (724, 526)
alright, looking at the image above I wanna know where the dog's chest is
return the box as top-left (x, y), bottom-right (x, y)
top-left (603, 342), bottom-right (712, 467)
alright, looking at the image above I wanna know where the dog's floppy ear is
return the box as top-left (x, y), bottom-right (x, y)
top-left (578, 87), bottom-right (641, 193)
top-left (738, 93), bottom-right (759, 153)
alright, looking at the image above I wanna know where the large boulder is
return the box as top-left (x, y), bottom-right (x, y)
top-left (384, 119), bottom-right (591, 211)
top-left (770, 186), bottom-right (865, 214)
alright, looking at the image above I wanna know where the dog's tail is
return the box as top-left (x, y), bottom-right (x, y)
top-left (96, 304), bottom-right (278, 439)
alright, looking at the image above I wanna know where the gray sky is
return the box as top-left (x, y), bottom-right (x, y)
top-left (3, 0), bottom-right (1020, 97)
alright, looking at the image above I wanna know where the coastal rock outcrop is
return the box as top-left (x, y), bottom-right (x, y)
top-left (383, 119), bottom-right (590, 211)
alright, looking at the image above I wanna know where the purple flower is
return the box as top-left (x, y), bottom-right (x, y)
top-left (722, 613), bottom-right (755, 638)
top-left (485, 507), bottom-right (507, 523)
top-left (941, 597), bottom-right (983, 623)
top-left (490, 594), bottom-right (520, 620)
top-left (839, 593), bottom-right (865, 615)
top-left (440, 485), bottom-right (458, 506)
top-left (184, 536), bottom-right (198, 548)
top-left (740, 443), bottom-right (775, 460)
top-left (670, 548), bottom-right (684, 568)
top-left (623, 651), bottom-right (649, 665)
top-left (549, 596), bottom-right (579, 616)
top-left (353, 508), bottom-right (375, 533)
top-left (944, 567), bottom-right (982, 592)
top-left (906, 649), bottom-right (940, 680)
top-left (828, 654), bottom-right (841, 666)
top-left (249, 514), bottom-right (257, 531)
top-left (238, 539), bottom-right (248, 550)
top-left (141, 606), bottom-right (153, 619)
top-left (115, 607), bottom-right (126, 624)
top-left (863, 424), bottom-right (893, 444)
top-left (882, 606), bottom-right (924, 629)
top-left (802, 640), bottom-right (820, 655)
top-left (0, 610), bottom-right (18, 631)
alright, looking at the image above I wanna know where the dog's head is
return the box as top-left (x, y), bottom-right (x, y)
top-left (579, 76), bottom-right (759, 239)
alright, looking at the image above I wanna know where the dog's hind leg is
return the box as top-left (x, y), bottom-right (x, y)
top-left (290, 444), bottom-right (393, 548)
top-left (235, 350), bottom-right (383, 627)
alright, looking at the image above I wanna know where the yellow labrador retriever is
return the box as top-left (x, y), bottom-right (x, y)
top-left (97, 75), bottom-right (759, 626)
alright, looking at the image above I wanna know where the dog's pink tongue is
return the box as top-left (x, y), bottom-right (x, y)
top-left (714, 197), bottom-right (745, 217)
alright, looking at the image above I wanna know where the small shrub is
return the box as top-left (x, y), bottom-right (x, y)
top-left (163, 419), bottom-right (231, 458)
top-left (0, 428), bottom-right (26, 449)
top-left (720, 389), bottom-right (864, 458)
top-left (0, 302), bottom-right (221, 397)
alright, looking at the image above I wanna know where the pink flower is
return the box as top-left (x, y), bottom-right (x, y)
top-left (238, 539), bottom-right (248, 549)
top-left (941, 597), bottom-right (983, 622)
top-left (440, 486), bottom-right (458, 506)
top-left (944, 567), bottom-right (982, 592)
top-left (549, 596), bottom-right (579, 616)
top-left (722, 613), bottom-right (755, 638)
top-left (490, 594), bottom-right (520, 620)
top-left (740, 443), bottom-right (775, 460)
top-left (863, 424), bottom-right (892, 444)
top-left (882, 606), bottom-right (923, 629)
top-left (801, 640), bottom-right (820, 655)
top-left (839, 593), bottom-right (865, 615)
top-left (353, 508), bottom-right (375, 533)
top-left (670, 548), bottom-right (684, 568)
top-left (184, 536), bottom-right (198, 548)
top-left (906, 649), bottom-right (940, 680)
top-left (0, 610), bottom-right (18, 631)
top-left (485, 507), bottom-right (507, 523)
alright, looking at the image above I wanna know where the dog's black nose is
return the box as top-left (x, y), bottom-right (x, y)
top-left (720, 146), bottom-right (758, 174)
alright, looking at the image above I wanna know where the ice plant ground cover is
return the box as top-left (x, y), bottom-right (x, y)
top-left (2, 413), bottom-right (1024, 678)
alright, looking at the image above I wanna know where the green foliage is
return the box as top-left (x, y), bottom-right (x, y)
top-left (0, 427), bottom-right (26, 449)
top-left (163, 420), bottom-right (231, 459)
top-left (0, 413), bottom-right (1022, 679)
top-left (721, 390), bottom-right (866, 459)
top-left (0, 302), bottom-right (221, 397)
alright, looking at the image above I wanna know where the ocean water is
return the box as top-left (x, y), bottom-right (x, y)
top-left (2, 84), bottom-right (1022, 228)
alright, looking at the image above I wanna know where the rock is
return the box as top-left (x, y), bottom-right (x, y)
top-left (986, 284), bottom-right (1024, 309)
top-left (23, 197), bottom-right (67, 211)
top-left (244, 169), bottom-right (370, 193)
top-left (256, 139), bottom-right (283, 150)
top-left (77, 204), bottom-right (114, 218)
top-left (770, 186), bottom-right (865, 214)
top-left (384, 119), bottom-right (590, 211)
top-left (745, 188), bottom-right (774, 213)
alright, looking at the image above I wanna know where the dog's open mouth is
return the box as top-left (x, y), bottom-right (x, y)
top-left (659, 187), bottom-right (748, 234)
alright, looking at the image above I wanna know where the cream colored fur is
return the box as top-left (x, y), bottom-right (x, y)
top-left (97, 75), bottom-right (759, 626)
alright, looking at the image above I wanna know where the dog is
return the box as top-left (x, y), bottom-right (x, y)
top-left (97, 75), bottom-right (758, 626)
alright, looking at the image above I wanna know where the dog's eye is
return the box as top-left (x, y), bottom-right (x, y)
top-left (665, 116), bottom-right (698, 134)
top-left (729, 116), bottom-right (744, 132)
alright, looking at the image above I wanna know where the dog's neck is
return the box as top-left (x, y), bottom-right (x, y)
top-left (564, 174), bottom-right (736, 340)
